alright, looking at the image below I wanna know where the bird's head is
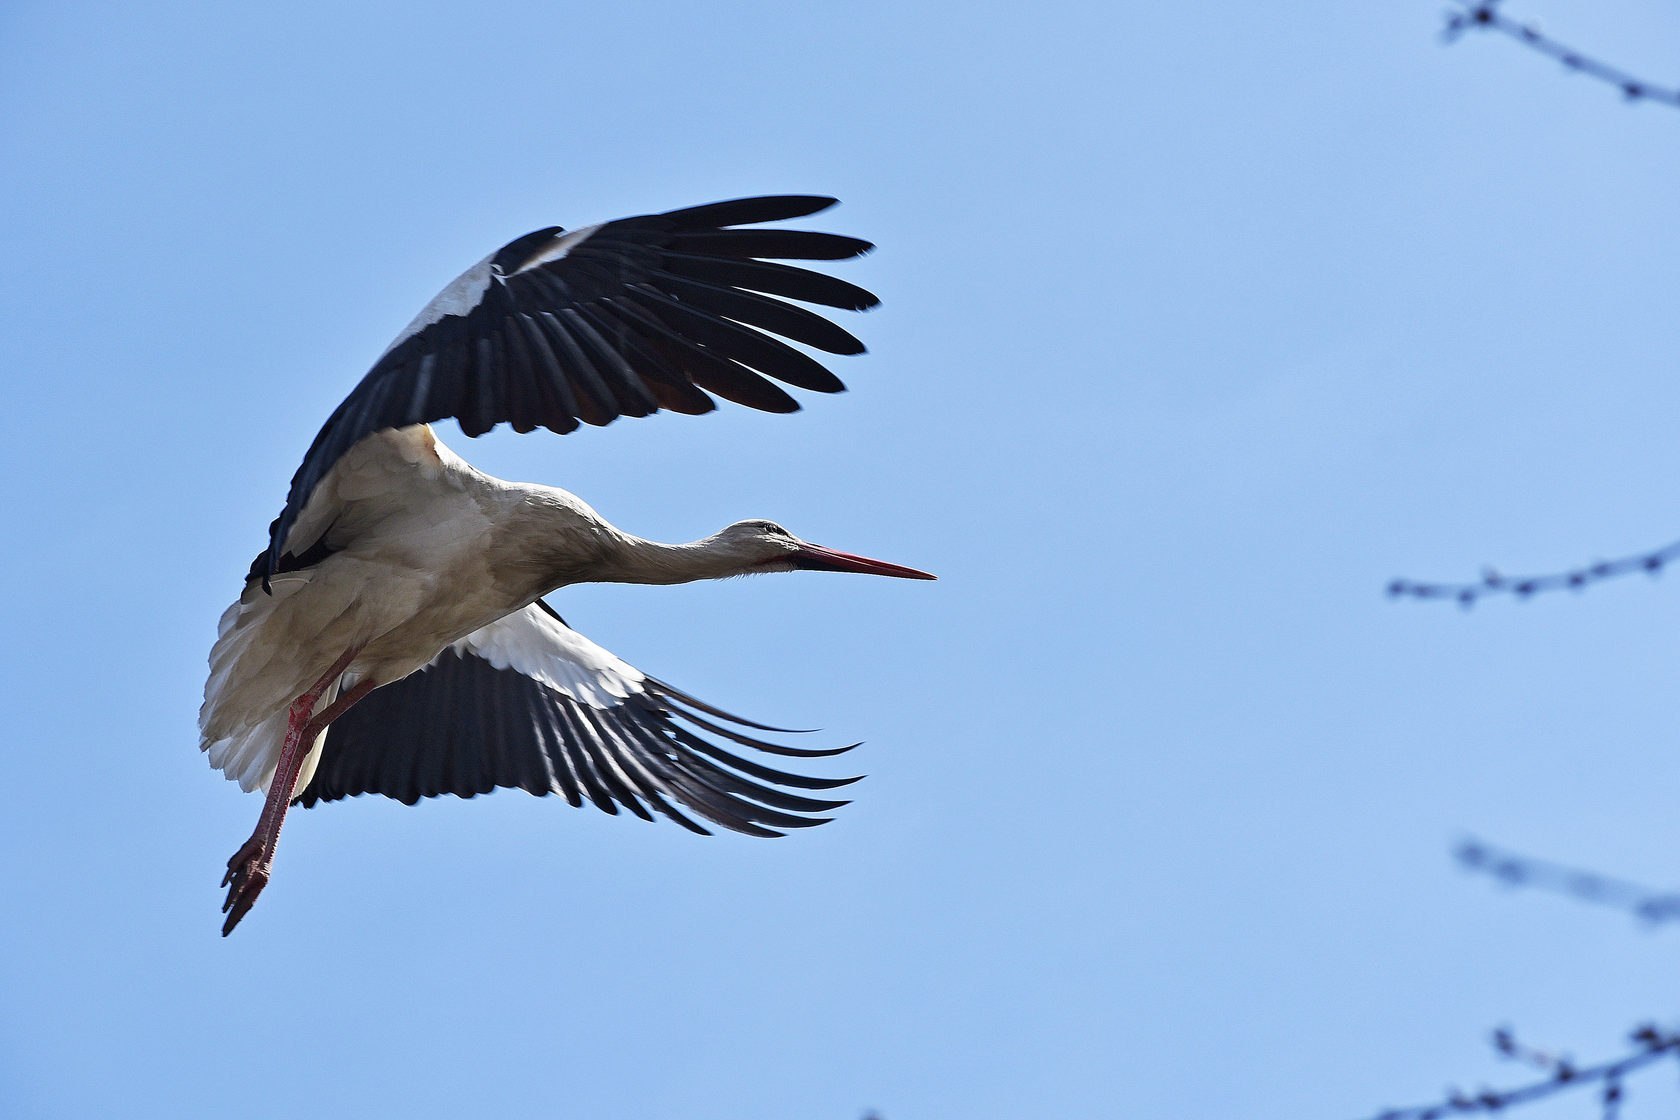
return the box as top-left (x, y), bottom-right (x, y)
top-left (716, 519), bottom-right (936, 580)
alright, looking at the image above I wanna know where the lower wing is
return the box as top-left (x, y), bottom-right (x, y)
top-left (295, 601), bottom-right (860, 837)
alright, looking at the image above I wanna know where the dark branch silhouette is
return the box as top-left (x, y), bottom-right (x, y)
top-left (1359, 842), bottom-right (1680, 1117)
top-left (1456, 838), bottom-right (1680, 925)
top-left (1441, 2), bottom-right (1680, 109)
top-left (1386, 537), bottom-right (1680, 607)
top-left (1359, 1023), bottom-right (1680, 1120)
top-left (1384, 12), bottom-right (1680, 1120)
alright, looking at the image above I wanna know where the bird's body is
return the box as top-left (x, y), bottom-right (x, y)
top-left (200, 195), bottom-right (931, 934)
top-left (204, 426), bottom-right (536, 791)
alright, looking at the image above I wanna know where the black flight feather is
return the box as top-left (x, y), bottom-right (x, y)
top-left (295, 604), bottom-right (858, 836)
top-left (262, 196), bottom-right (875, 581)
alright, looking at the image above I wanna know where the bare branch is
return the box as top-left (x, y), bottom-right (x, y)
top-left (1441, 2), bottom-right (1680, 109)
top-left (1359, 1023), bottom-right (1680, 1119)
top-left (1357, 845), bottom-right (1680, 1115)
top-left (1455, 837), bottom-right (1680, 925)
top-left (1387, 537), bottom-right (1680, 607)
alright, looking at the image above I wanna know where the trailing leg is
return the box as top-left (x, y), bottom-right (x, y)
top-left (220, 648), bottom-right (360, 935)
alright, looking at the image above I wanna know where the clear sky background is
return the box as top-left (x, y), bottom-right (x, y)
top-left (5, 3), bottom-right (1680, 1118)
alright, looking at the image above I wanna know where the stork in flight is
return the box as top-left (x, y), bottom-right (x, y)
top-left (201, 195), bottom-right (933, 936)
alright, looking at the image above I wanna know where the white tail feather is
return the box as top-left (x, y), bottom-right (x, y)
top-left (200, 570), bottom-right (360, 793)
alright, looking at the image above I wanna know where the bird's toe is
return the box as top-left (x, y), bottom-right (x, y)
top-left (219, 839), bottom-right (272, 934)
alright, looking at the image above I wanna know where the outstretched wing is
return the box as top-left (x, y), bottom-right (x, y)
top-left (296, 602), bottom-right (860, 837)
top-left (265, 195), bottom-right (877, 579)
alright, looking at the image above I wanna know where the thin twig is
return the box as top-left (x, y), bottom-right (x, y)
top-left (1442, 2), bottom-right (1680, 109)
top-left (1387, 537), bottom-right (1680, 607)
top-left (1455, 838), bottom-right (1680, 925)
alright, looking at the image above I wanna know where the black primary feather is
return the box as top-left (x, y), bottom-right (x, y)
top-left (297, 636), bottom-right (859, 836)
top-left (262, 195), bottom-right (876, 582)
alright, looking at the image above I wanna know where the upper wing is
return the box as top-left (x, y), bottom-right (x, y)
top-left (296, 602), bottom-right (860, 837)
top-left (265, 195), bottom-right (878, 579)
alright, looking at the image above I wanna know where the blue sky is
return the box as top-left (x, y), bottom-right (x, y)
top-left (6, 2), bottom-right (1680, 1117)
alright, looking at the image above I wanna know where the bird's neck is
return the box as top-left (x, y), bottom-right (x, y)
top-left (596, 533), bottom-right (750, 586)
top-left (504, 490), bottom-right (755, 589)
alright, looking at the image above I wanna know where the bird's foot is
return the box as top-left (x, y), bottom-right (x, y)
top-left (220, 835), bottom-right (271, 936)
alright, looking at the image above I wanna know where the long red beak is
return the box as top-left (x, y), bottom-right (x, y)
top-left (792, 542), bottom-right (937, 580)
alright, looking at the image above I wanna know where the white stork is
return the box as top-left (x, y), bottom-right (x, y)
top-left (201, 195), bottom-right (932, 935)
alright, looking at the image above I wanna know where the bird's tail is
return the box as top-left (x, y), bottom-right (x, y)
top-left (199, 572), bottom-right (350, 793)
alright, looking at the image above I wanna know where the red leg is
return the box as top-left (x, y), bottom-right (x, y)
top-left (221, 648), bottom-right (361, 936)
top-left (302, 677), bottom-right (377, 741)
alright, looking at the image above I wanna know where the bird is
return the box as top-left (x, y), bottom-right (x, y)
top-left (200, 194), bottom-right (933, 936)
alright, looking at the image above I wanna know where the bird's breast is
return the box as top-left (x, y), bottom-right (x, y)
top-left (327, 503), bottom-right (529, 685)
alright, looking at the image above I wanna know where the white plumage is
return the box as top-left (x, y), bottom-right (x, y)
top-left (459, 600), bottom-right (645, 710)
